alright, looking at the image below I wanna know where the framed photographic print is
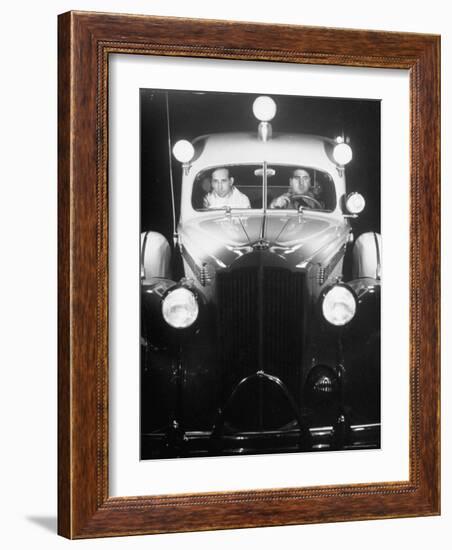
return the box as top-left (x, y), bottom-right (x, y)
top-left (58, 11), bottom-right (440, 538)
top-left (138, 89), bottom-right (381, 462)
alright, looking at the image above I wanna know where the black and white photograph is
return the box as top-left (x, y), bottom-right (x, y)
top-left (140, 89), bottom-right (381, 460)
top-left (0, 0), bottom-right (444, 544)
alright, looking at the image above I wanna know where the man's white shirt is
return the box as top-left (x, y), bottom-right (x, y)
top-left (203, 186), bottom-right (251, 209)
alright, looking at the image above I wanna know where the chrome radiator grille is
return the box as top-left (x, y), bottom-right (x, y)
top-left (216, 266), bottom-right (305, 398)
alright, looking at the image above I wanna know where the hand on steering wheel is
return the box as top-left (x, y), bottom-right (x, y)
top-left (291, 194), bottom-right (323, 209)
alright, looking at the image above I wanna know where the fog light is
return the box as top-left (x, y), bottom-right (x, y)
top-left (314, 375), bottom-right (334, 393)
top-left (305, 365), bottom-right (339, 407)
top-left (162, 287), bottom-right (199, 328)
top-left (345, 192), bottom-right (366, 214)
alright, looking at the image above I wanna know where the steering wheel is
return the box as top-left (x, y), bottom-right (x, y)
top-left (291, 194), bottom-right (323, 209)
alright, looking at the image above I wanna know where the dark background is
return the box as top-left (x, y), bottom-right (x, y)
top-left (140, 89), bottom-right (380, 243)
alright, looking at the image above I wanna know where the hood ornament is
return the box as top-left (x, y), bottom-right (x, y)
top-left (252, 238), bottom-right (270, 251)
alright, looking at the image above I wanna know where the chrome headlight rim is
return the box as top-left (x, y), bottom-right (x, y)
top-left (161, 285), bottom-right (200, 329)
top-left (320, 282), bottom-right (358, 327)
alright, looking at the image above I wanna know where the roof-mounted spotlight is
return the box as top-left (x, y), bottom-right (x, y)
top-left (172, 139), bottom-right (195, 174)
top-left (333, 136), bottom-right (353, 166)
top-left (253, 96), bottom-right (277, 142)
top-left (172, 139), bottom-right (195, 164)
top-left (252, 96), bottom-right (277, 122)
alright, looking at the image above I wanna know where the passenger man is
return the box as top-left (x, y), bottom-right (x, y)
top-left (203, 167), bottom-right (251, 209)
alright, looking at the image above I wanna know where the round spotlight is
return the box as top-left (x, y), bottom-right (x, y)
top-left (322, 284), bottom-right (357, 326)
top-left (162, 287), bottom-right (199, 328)
top-left (345, 192), bottom-right (366, 214)
top-left (172, 140), bottom-right (195, 163)
top-left (252, 96), bottom-right (277, 122)
top-left (333, 142), bottom-right (353, 165)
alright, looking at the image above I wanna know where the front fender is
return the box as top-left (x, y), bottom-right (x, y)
top-left (141, 231), bottom-right (172, 280)
top-left (352, 231), bottom-right (381, 280)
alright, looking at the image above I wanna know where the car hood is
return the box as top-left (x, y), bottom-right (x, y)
top-left (180, 212), bottom-right (348, 268)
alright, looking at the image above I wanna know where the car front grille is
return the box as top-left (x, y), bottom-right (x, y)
top-left (216, 265), bottom-right (305, 401)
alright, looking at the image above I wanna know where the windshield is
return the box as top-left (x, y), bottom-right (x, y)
top-left (192, 164), bottom-right (336, 212)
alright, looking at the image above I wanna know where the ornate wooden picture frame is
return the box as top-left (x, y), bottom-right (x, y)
top-left (58, 11), bottom-right (440, 538)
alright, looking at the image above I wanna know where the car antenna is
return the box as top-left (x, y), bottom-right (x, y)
top-left (165, 92), bottom-right (178, 248)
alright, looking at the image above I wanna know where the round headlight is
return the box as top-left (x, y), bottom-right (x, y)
top-left (333, 142), bottom-right (353, 165)
top-left (345, 192), bottom-right (366, 214)
top-left (172, 140), bottom-right (195, 163)
top-left (252, 96), bottom-right (277, 122)
top-left (162, 287), bottom-right (199, 328)
top-left (322, 285), bottom-right (357, 326)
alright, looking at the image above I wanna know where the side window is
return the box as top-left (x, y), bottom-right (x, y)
top-left (192, 173), bottom-right (212, 209)
top-left (311, 171), bottom-right (336, 211)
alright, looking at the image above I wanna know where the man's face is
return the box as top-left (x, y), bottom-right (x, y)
top-left (290, 169), bottom-right (311, 195)
top-left (211, 168), bottom-right (233, 198)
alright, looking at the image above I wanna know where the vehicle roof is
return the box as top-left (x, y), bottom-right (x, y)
top-left (190, 132), bottom-right (337, 170)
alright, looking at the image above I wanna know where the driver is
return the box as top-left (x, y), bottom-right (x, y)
top-left (203, 167), bottom-right (251, 209)
top-left (270, 168), bottom-right (318, 209)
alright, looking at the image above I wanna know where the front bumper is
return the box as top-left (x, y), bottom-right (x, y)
top-left (141, 422), bottom-right (380, 459)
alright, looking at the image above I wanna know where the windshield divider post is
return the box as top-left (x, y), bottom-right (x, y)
top-left (259, 161), bottom-right (268, 243)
